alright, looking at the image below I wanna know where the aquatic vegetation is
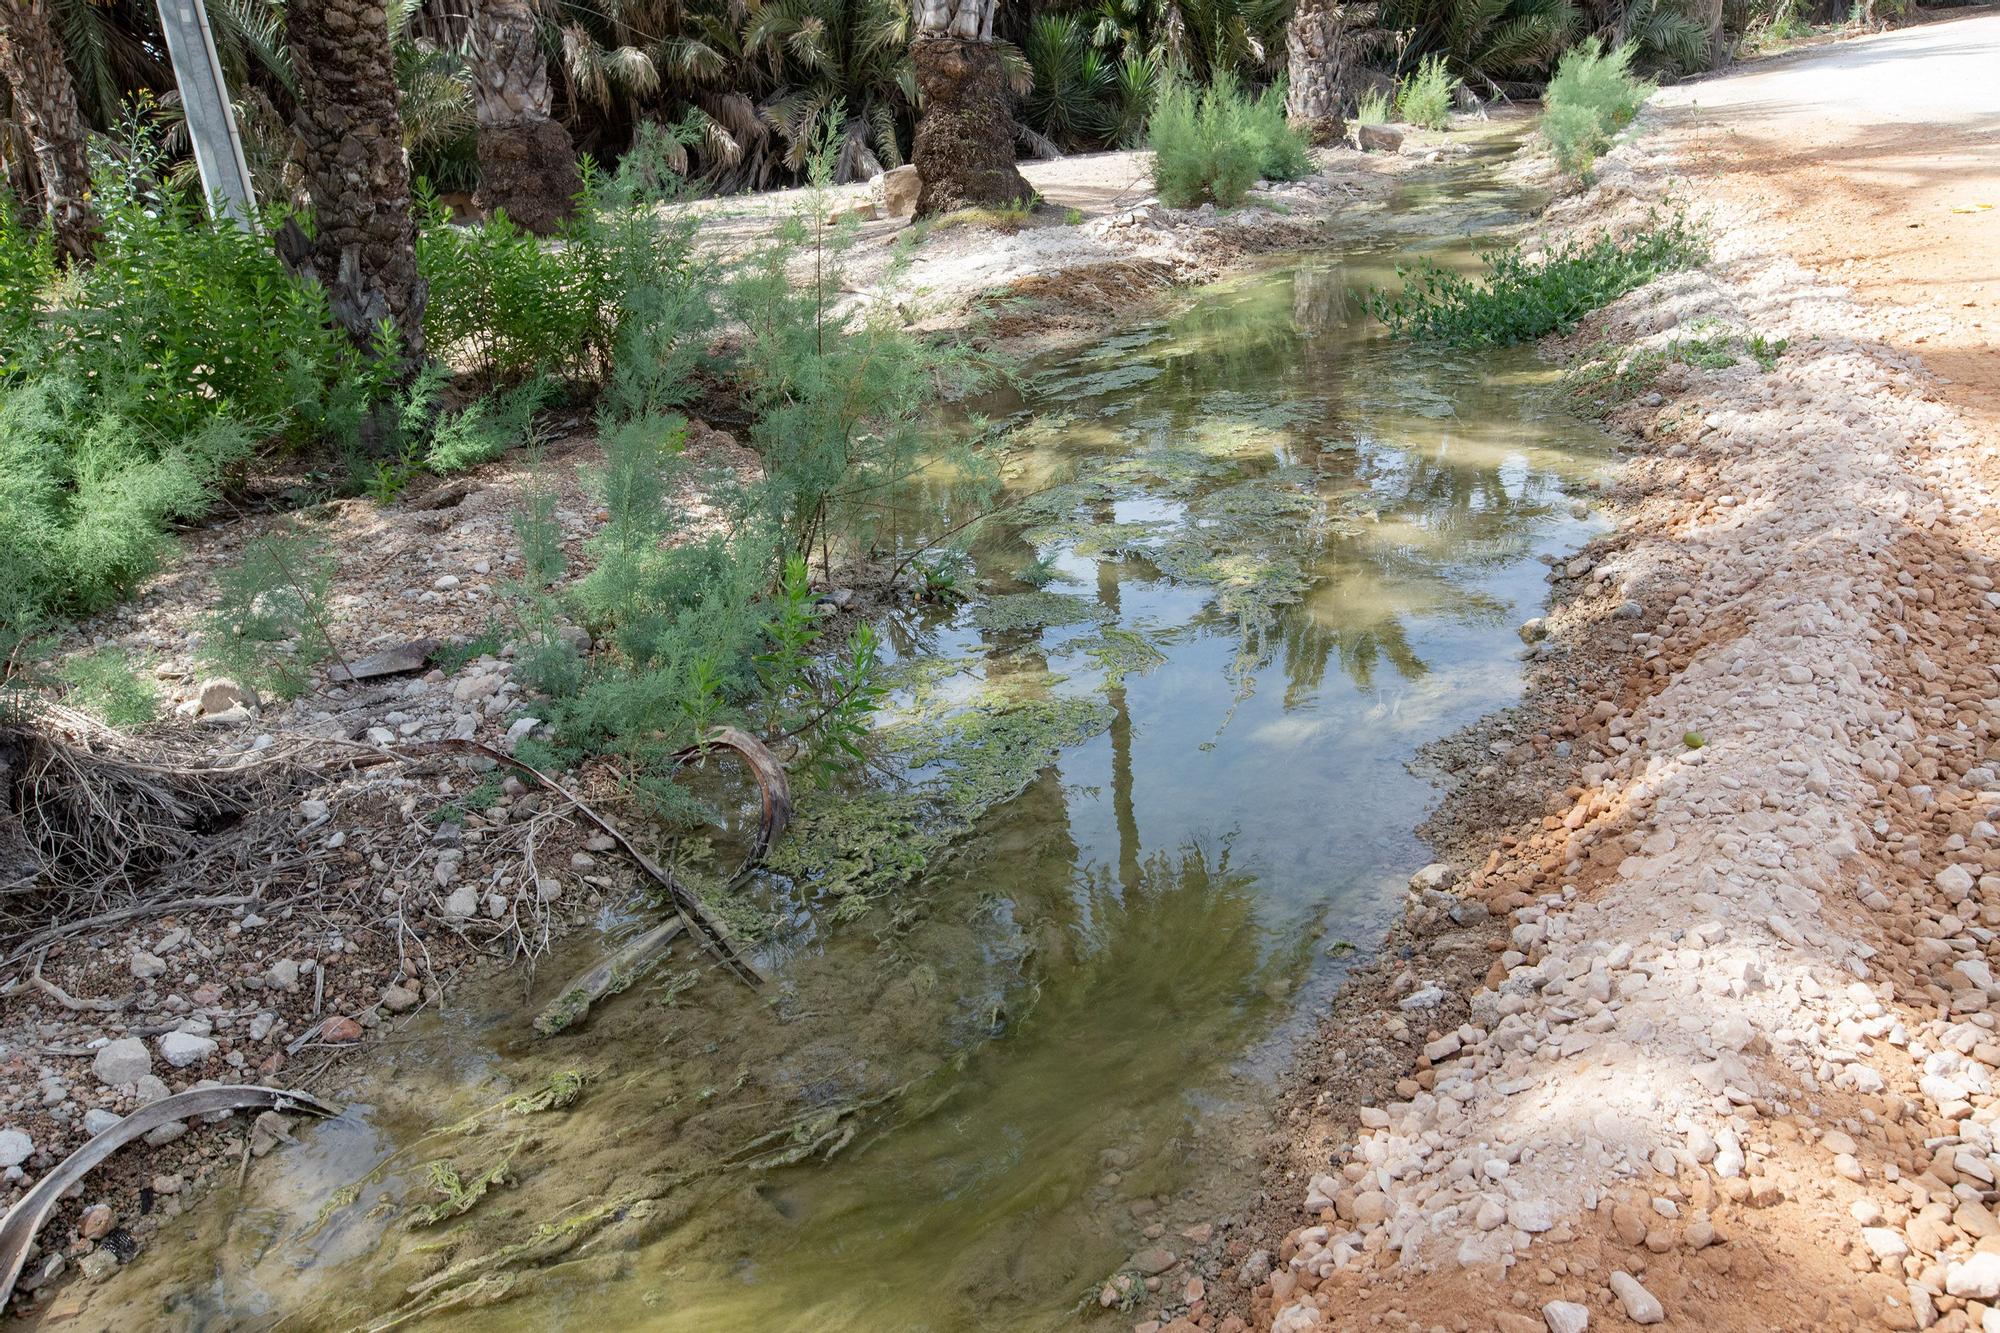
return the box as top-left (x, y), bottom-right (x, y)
top-left (767, 696), bottom-right (1114, 909)
top-left (970, 590), bottom-right (1112, 633)
top-left (1067, 628), bottom-right (1168, 687)
top-left (503, 1071), bottom-right (587, 1115)
top-left (409, 1147), bottom-right (521, 1227)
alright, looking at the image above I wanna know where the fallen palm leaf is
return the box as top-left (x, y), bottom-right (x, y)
top-left (0, 1084), bottom-right (338, 1305)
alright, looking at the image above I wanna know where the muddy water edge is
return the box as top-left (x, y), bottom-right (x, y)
top-left (34, 140), bottom-right (1613, 1333)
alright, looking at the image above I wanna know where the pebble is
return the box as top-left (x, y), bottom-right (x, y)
top-left (83, 1109), bottom-right (122, 1136)
top-left (0, 1129), bottom-right (32, 1167)
top-left (128, 951), bottom-right (166, 980)
top-left (1542, 1302), bottom-right (1589, 1333)
top-left (92, 1038), bottom-right (152, 1087)
top-left (79, 1204), bottom-right (115, 1239)
top-left (1607, 1271), bottom-right (1663, 1324)
top-left (320, 1016), bottom-right (364, 1044)
top-left (1947, 1252), bottom-right (2000, 1300)
top-left (156, 1032), bottom-right (218, 1069)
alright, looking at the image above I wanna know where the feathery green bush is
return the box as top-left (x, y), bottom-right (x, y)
top-left (1540, 39), bottom-right (1654, 178)
top-left (1395, 55), bottom-right (1458, 130)
top-left (1148, 74), bottom-right (1311, 209)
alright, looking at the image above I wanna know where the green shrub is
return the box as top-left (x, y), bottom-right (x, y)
top-left (1149, 74), bottom-right (1312, 209)
top-left (0, 193), bottom-right (54, 375)
top-left (426, 377), bottom-right (557, 474)
top-left (0, 376), bottom-right (255, 619)
top-left (57, 647), bottom-right (159, 728)
top-left (1395, 56), bottom-right (1458, 130)
top-left (1540, 39), bottom-right (1654, 177)
top-left (419, 124), bottom-right (713, 404)
top-left (200, 524), bottom-right (340, 700)
top-left (1368, 214), bottom-right (1706, 346)
top-left (729, 126), bottom-right (990, 560)
top-left (0, 126), bottom-right (383, 635)
top-left (418, 201), bottom-right (603, 388)
top-left (1355, 88), bottom-right (1393, 126)
top-left (45, 126), bottom-right (370, 439)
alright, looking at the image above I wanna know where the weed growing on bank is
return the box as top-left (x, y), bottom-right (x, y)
top-left (56, 648), bottom-right (158, 728)
top-left (496, 129), bottom-right (992, 821)
top-left (1558, 321), bottom-right (1790, 416)
top-left (1368, 213), bottom-right (1707, 346)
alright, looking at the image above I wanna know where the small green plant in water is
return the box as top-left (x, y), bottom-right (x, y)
top-left (1395, 56), bottom-right (1457, 131)
top-left (1369, 214), bottom-right (1707, 347)
top-left (913, 552), bottom-right (971, 605)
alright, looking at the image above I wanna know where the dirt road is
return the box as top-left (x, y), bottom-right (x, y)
top-left (1663, 14), bottom-right (2000, 426)
top-left (1236, 16), bottom-right (2000, 1333)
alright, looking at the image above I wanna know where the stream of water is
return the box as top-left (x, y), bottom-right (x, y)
top-left (41, 140), bottom-right (1614, 1333)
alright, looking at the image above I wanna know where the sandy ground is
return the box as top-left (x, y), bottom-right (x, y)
top-left (1224, 14), bottom-right (2000, 1333)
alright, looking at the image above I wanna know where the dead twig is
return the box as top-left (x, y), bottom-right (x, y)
top-left (1, 895), bottom-right (258, 971)
top-left (27, 951), bottom-right (133, 1012)
top-left (334, 732), bottom-right (788, 987)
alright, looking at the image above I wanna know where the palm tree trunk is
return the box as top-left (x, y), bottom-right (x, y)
top-left (285, 0), bottom-right (426, 365)
top-left (910, 0), bottom-right (1030, 216)
top-left (0, 0), bottom-right (97, 260)
top-left (1285, 0), bottom-right (1358, 145)
top-left (470, 0), bottom-right (580, 235)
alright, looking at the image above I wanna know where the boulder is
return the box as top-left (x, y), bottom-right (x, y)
top-left (878, 164), bottom-right (920, 218)
top-left (1357, 124), bottom-right (1405, 153)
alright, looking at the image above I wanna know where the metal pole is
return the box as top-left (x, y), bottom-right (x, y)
top-left (154, 0), bottom-right (258, 229)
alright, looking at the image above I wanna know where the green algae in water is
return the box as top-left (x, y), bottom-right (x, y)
top-left (765, 696), bottom-right (1114, 907)
top-left (968, 590), bottom-right (1110, 633)
top-left (1060, 627), bottom-right (1168, 687)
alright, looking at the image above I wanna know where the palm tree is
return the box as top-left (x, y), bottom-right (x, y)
top-left (909, 0), bottom-right (1029, 215)
top-left (285, 0), bottom-right (426, 364)
top-left (1284, 0), bottom-right (1359, 142)
top-left (0, 0), bottom-right (98, 258)
top-left (470, 0), bottom-right (581, 232)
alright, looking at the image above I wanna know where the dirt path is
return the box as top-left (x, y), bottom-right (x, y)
top-left (1662, 14), bottom-right (2000, 427)
top-left (1228, 17), bottom-right (2000, 1333)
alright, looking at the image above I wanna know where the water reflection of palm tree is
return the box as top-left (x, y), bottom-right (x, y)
top-left (1093, 497), bottom-right (1144, 893)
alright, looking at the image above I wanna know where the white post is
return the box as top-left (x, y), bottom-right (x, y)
top-left (154, 0), bottom-right (258, 229)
